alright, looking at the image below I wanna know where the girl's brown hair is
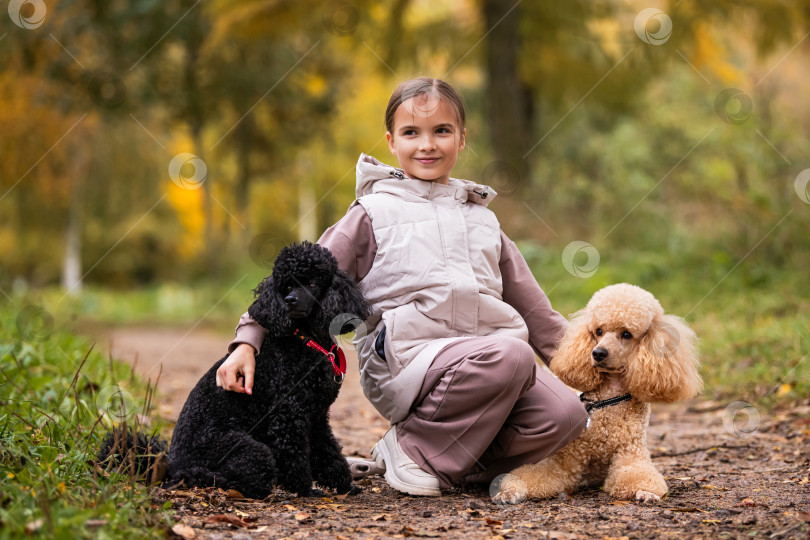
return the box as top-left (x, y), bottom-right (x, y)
top-left (384, 78), bottom-right (466, 133)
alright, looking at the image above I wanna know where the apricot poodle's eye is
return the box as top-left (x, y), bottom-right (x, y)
top-left (595, 328), bottom-right (603, 337)
top-left (621, 331), bottom-right (633, 340)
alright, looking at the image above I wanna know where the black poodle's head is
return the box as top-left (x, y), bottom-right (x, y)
top-left (248, 242), bottom-right (371, 338)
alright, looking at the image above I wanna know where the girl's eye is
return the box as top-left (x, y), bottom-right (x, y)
top-left (402, 129), bottom-right (416, 136)
top-left (621, 331), bottom-right (633, 340)
top-left (436, 127), bottom-right (451, 134)
top-left (595, 328), bottom-right (603, 337)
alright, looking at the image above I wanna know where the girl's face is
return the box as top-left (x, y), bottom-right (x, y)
top-left (386, 95), bottom-right (466, 185)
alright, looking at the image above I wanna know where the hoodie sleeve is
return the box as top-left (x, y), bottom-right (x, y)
top-left (316, 203), bottom-right (377, 282)
top-left (227, 311), bottom-right (268, 354)
top-left (499, 230), bottom-right (569, 365)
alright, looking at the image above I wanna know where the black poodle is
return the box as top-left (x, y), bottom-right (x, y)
top-left (99, 242), bottom-right (370, 498)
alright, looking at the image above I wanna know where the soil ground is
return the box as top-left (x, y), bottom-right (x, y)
top-left (101, 326), bottom-right (810, 540)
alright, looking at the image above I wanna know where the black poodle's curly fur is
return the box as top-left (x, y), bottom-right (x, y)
top-left (99, 242), bottom-right (370, 499)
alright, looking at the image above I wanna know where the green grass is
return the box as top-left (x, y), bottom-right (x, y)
top-left (0, 300), bottom-right (173, 539)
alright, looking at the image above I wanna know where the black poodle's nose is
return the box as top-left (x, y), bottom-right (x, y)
top-left (592, 347), bottom-right (609, 362)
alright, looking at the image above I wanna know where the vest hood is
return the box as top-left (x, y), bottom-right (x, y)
top-left (355, 153), bottom-right (497, 207)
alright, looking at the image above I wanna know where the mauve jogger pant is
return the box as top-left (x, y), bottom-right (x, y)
top-left (396, 335), bottom-right (589, 489)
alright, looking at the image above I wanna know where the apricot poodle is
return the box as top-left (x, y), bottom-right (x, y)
top-left (493, 283), bottom-right (702, 504)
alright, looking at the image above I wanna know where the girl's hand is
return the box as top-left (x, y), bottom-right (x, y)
top-left (216, 343), bottom-right (256, 394)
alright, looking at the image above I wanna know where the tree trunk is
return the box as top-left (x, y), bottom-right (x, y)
top-left (297, 155), bottom-right (318, 242)
top-left (482, 0), bottom-right (534, 185)
top-left (61, 137), bottom-right (91, 295)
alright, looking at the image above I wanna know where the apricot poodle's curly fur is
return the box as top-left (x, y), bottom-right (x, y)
top-left (493, 283), bottom-right (702, 504)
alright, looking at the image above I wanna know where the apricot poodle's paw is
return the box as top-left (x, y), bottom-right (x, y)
top-left (635, 490), bottom-right (662, 503)
top-left (489, 474), bottom-right (528, 505)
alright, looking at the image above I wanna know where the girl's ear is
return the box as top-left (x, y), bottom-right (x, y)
top-left (625, 314), bottom-right (702, 403)
top-left (386, 131), bottom-right (396, 155)
top-left (550, 311), bottom-right (602, 391)
top-left (458, 127), bottom-right (466, 152)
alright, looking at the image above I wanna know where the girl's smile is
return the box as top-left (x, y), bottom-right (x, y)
top-left (386, 96), bottom-right (466, 185)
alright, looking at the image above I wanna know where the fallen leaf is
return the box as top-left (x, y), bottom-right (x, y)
top-left (283, 504), bottom-right (299, 511)
top-left (798, 512), bottom-right (810, 522)
top-left (226, 489), bottom-right (245, 499)
top-left (486, 518), bottom-right (503, 525)
top-left (372, 514), bottom-right (390, 521)
top-left (701, 519), bottom-right (721, 525)
top-left (701, 484), bottom-right (729, 491)
top-left (295, 512), bottom-right (311, 522)
top-left (171, 523), bottom-right (196, 539)
top-left (777, 383), bottom-right (792, 397)
top-left (204, 514), bottom-right (249, 528)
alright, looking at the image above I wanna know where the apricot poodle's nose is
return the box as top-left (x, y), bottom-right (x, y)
top-left (592, 347), bottom-right (609, 362)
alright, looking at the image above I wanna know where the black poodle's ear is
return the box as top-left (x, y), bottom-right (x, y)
top-left (248, 275), bottom-right (293, 336)
top-left (315, 269), bottom-right (371, 335)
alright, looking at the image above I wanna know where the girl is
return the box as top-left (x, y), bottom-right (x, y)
top-left (217, 78), bottom-right (588, 496)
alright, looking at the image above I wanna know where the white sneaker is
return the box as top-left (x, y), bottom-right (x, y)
top-left (371, 427), bottom-right (441, 496)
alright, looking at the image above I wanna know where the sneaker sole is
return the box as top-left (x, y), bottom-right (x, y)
top-left (371, 440), bottom-right (441, 497)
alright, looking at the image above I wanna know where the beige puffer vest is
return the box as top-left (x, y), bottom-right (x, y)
top-left (351, 154), bottom-right (529, 423)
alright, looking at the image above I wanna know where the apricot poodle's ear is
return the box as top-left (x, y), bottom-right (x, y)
top-left (625, 314), bottom-right (702, 403)
top-left (550, 311), bottom-right (602, 391)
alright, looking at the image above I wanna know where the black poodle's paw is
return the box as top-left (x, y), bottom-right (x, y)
top-left (300, 487), bottom-right (329, 498)
top-left (339, 483), bottom-right (361, 496)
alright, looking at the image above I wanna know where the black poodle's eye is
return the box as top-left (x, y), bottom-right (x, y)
top-left (621, 331), bottom-right (633, 340)
top-left (309, 281), bottom-right (319, 289)
top-left (285, 285), bottom-right (294, 294)
top-left (595, 328), bottom-right (603, 337)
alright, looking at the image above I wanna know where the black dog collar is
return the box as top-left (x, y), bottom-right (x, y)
top-left (580, 393), bottom-right (633, 428)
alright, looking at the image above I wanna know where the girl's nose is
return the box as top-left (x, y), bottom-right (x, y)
top-left (418, 135), bottom-right (436, 151)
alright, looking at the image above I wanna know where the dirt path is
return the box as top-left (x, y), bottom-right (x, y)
top-left (102, 327), bottom-right (810, 539)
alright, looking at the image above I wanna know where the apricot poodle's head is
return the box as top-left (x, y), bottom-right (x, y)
top-left (551, 283), bottom-right (702, 403)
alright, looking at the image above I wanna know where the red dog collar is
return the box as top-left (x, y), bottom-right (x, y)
top-left (293, 329), bottom-right (346, 382)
